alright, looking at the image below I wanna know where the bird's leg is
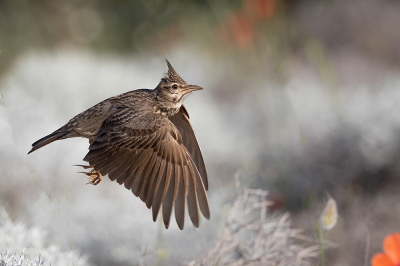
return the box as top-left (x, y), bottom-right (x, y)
top-left (73, 139), bottom-right (102, 185)
top-left (74, 165), bottom-right (103, 186)
top-left (84, 169), bottom-right (102, 186)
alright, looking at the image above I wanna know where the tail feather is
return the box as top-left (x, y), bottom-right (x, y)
top-left (28, 130), bottom-right (69, 154)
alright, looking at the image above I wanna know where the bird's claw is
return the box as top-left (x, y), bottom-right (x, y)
top-left (84, 169), bottom-right (102, 186)
top-left (75, 165), bottom-right (102, 185)
top-left (74, 164), bottom-right (93, 169)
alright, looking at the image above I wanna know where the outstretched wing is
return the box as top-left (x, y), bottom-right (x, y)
top-left (169, 105), bottom-right (208, 190)
top-left (83, 107), bottom-right (210, 229)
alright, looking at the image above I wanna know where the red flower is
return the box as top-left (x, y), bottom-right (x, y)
top-left (372, 233), bottom-right (400, 266)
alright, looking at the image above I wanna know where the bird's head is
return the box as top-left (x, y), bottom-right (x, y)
top-left (155, 59), bottom-right (203, 108)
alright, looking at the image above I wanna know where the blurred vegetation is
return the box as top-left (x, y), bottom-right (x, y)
top-left (2, 0), bottom-right (400, 79)
top-left (0, 0), bottom-right (307, 79)
top-left (0, 207), bottom-right (90, 265)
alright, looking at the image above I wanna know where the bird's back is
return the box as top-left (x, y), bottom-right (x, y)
top-left (65, 89), bottom-right (155, 140)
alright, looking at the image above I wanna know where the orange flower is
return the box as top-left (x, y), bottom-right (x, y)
top-left (372, 233), bottom-right (400, 266)
top-left (243, 0), bottom-right (277, 20)
top-left (221, 12), bottom-right (254, 50)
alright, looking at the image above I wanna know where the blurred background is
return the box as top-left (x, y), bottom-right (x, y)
top-left (1, 0), bottom-right (400, 265)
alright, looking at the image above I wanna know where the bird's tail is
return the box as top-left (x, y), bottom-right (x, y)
top-left (28, 129), bottom-right (70, 154)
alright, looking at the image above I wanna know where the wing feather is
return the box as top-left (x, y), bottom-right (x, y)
top-left (175, 165), bottom-right (186, 230)
top-left (186, 162), bottom-right (199, 228)
top-left (97, 150), bottom-right (129, 175)
top-left (147, 159), bottom-right (166, 209)
top-left (169, 105), bottom-right (208, 190)
top-left (138, 153), bottom-right (158, 201)
top-left (131, 150), bottom-right (153, 196)
top-left (162, 163), bottom-right (175, 229)
top-left (151, 165), bottom-right (166, 222)
top-left (108, 151), bottom-right (138, 181)
top-left (144, 157), bottom-right (162, 207)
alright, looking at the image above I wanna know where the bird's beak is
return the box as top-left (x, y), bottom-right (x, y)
top-left (181, 85), bottom-right (203, 94)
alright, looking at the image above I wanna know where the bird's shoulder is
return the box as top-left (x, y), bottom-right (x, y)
top-left (109, 89), bottom-right (155, 106)
top-left (103, 89), bottom-right (169, 132)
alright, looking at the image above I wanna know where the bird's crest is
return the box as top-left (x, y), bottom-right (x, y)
top-left (164, 59), bottom-right (187, 85)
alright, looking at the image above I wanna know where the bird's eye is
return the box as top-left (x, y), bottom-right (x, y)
top-left (172, 84), bottom-right (178, 89)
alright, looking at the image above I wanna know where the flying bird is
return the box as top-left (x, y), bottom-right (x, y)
top-left (28, 60), bottom-right (210, 229)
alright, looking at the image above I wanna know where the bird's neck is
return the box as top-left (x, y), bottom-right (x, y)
top-left (152, 87), bottom-right (184, 117)
top-left (154, 100), bottom-right (182, 117)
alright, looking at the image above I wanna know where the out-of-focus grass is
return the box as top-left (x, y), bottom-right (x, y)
top-left (0, 186), bottom-right (334, 266)
top-left (0, 208), bottom-right (91, 266)
top-left (184, 186), bottom-right (330, 266)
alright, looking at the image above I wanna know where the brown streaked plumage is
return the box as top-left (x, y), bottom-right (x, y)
top-left (28, 60), bottom-right (209, 229)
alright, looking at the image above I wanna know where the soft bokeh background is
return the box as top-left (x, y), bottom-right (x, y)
top-left (1, 0), bottom-right (400, 265)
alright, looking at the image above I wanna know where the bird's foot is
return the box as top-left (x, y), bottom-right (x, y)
top-left (74, 165), bottom-right (102, 185)
top-left (81, 169), bottom-right (102, 185)
top-left (85, 169), bottom-right (102, 185)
